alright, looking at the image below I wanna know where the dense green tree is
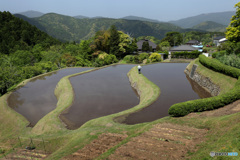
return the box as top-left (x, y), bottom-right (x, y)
top-left (79, 40), bottom-right (93, 59)
top-left (161, 32), bottom-right (183, 46)
top-left (226, 2), bottom-right (240, 43)
top-left (127, 38), bottom-right (138, 53)
top-left (0, 11), bottom-right (60, 54)
top-left (142, 41), bottom-right (150, 52)
top-left (109, 25), bottom-right (121, 57)
top-left (93, 30), bottom-right (110, 53)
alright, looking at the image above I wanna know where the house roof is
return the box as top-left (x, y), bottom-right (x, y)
top-left (186, 40), bottom-right (199, 44)
top-left (213, 36), bottom-right (225, 40)
top-left (169, 45), bottom-right (198, 52)
top-left (137, 39), bottom-right (157, 50)
top-left (219, 38), bottom-right (227, 43)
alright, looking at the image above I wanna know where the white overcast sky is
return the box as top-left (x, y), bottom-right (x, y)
top-left (0, 0), bottom-right (238, 21)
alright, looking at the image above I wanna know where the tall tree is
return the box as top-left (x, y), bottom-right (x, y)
top-left (226, 2), bottom-right (240, 43)
top-left (109, 25), bottom-right (121, 57)
top-left (142, 41), bottom-right (150, 52)
top-left (161, 32), bottom-right (183, 46)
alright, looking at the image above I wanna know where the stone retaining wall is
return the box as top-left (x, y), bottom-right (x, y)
top-left (185, 64), bottom-right (220, 96)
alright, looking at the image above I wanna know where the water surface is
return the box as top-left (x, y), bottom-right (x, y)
top-left (124, 63), bottom-right (209, 124)
top-left (61, 65), bottom-right (139, 129)
top-left (8, 68), bottom-right (92, 126)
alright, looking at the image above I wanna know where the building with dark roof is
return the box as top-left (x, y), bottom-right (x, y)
top-left (169, 45), bottom-right (198, 54)
top-left (186, 40), bottom-right (200, 45)
top-left (137, 39), bottom-right (157, 52)
top-left (213, 36), bottom-right (225, 46)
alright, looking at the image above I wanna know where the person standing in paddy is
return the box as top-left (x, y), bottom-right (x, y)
top-left (138, 65), bottom-right (142, 74)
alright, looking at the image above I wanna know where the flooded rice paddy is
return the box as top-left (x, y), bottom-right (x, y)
top-left (123, 63), bottom-right (211, 124)
top-left (8, 63), bottom-right (211, 129)
top-left (8, 68), bottom-right (92, 126)
top-left (61, 65), bottom-right (139, 129)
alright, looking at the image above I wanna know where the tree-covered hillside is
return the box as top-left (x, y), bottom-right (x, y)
top-left (192, 21), bottom-right (227, 32)
top-left (170, 11), bottom-right (234, 28)
top-left (15, 13), bottom-right (182, 42)
top-left (0, 12), bottom-right (137, 96)
top-left (0, 11), bottom-right (60, 54)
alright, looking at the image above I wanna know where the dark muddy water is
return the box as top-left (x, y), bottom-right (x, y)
top-left (8, 68), bottom-right (92, 126)
top-left (61, 65), bottom-right (139, 129)
top-left (124, 63), bottom-right (211, 124)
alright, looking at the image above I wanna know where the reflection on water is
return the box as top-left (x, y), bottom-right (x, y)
top-left (7, 68), bottom-right (92, 126)
top-left (61, 65), bottom-right (139, 129)
top-left (186, 74), bottom-right (212, 98)
top-left (123, 63), bottom-right (205, 125)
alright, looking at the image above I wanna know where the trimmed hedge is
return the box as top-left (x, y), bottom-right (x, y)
top-left (171, 51), bottom-right (202, 59)
top-left (199, 55), bottom-right (240, 78)
top-left (169, 55), bottom-right (240, 117)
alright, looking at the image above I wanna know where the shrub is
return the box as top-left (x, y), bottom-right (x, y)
top-left (199, 55), bottom-right (240, 78)
top-left (171, 51), bottom-right (201, 59)
top-left (149, 53), bottom-right (162, 62)
top-left (212, 52), bottom-right (217, 58)
top-left (216, 54), bottom-right (240, 69)
top-left (169, 55), bottom-right (240, 117)
top-left (123, 55), bottom-right (138, 63)
top-left (138, 53), bottom-right (150, 62)
top-left (94, 54), bottom-right (118, 67)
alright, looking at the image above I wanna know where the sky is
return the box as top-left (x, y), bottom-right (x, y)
top-left (0, 0), bottom-right (238, 21)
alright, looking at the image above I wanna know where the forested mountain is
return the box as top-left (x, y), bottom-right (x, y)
top-left (16, 10), bottom-right (44, 18)
top-left (0, 12), bottom-right (134, 96)
top-left (0, 11), bottom-right (60, 54)
top-left (15, 13), bottom-right (182, 42)
top-left (121, 16), bottom-right (162, 23)
top-left (74, 15), bottom-right (89, 19)
top-left (170, 11), bottom-right (234, 28)
top-left (192, 21), bottom-right (227, 32)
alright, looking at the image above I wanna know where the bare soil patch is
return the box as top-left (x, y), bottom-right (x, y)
top-left (2, 149), bottom-right (48, 160)
top-left (108, 123), bottom-right (207, 160)
top-left (63, 133), bottom-right (127, 160)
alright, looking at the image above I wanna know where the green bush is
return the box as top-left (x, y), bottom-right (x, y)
top-left (212, 52), bottom-right (217, 58)
top-left (123, 55), bottom-right (138, 63)
top-left (149, 53), bottom-right (162, 62)
top-left (216, 54), bottom-right (240, 69)
top-left (94, 54), bottom-right (118, 67)
top-left (169, 55), bottom-right (240, 117)
top-left (138, 53), bottom-right (150, 62)
top-left (171, 51), bottom-right (201, 59)
top-left (199, 55), bottom-right (240, 78)
top-left (169, 84), bottom-right (240, 116)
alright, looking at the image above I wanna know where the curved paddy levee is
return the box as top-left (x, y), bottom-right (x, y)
top-left (123, 63), bottom-right (208, 124)
top-left (61, 65), bottom-right (139, 129)
top-left (7, 68), bottom-right (92, 126)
